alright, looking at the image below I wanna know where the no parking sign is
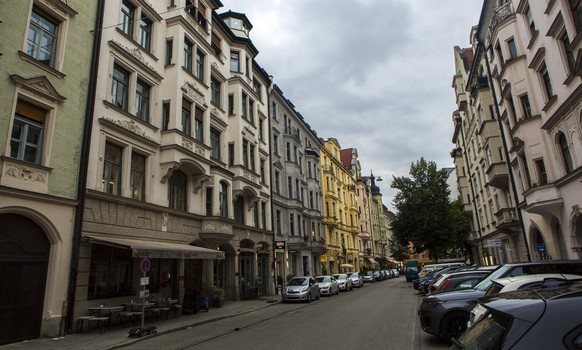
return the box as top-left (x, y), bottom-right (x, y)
top-left (140, 258), bottom-right (151, 273)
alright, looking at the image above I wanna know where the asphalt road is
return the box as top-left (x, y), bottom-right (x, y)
top-left (123, 278), bottom-right (450, 350)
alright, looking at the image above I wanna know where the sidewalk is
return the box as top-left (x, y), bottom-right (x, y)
top-left (0, 295), bottom-right (281, 350)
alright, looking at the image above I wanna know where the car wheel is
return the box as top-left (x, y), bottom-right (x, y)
top-left (316, 292), bottom-right (320, 300)
top-left (441, 311), bottom-right (469, 340)
top-left (306, 293), bottom-right (311, 303)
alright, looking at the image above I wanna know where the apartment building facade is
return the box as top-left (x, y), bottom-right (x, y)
top-left (75, 0), bottom-right (273, 327)
top-left (454, 0), bottom-right (582, 263)
top-left (0, 0), bottom-right (98, 343)
top-left (270, 85), bottom-right (325, 281)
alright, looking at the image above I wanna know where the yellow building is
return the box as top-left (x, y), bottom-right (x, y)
top-left (320, 139), bottom-right (359, 274)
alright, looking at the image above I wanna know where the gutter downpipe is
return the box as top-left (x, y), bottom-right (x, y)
top-left (478, 38), bottom-right (532, 262)
top-left (267, 79), bottom-right (277, 296)
top-left (65, 0), bottom-right (105, 333)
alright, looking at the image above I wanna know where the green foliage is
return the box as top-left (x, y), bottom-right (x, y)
top-left (390, 158), bottom-right (467, 261)
top-left (387, 237), bottom-right (410, 262)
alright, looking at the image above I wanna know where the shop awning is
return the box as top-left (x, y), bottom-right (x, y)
top-left (367, 258), bottom-right (379, 265)
top-left (84, 234), bottom-right (225, 260)
top-left (340, 263), bottom-right (354, 269)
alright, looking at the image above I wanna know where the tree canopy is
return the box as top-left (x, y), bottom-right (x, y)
top-left (390, 158), bottom-right (469, 262)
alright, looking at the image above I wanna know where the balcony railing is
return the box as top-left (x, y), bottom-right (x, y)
top-left (491, 1), bottom-right (514, 30)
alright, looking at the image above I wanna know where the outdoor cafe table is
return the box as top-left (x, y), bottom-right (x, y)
top-left (87, 305), bottom-right (125, 317)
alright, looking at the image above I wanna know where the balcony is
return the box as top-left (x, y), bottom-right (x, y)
top-left (323, 165), bottom-right (334, 175)
top-left (523, 184), bottom-right (563, 218)
top-left (494, 208), bottom-right (520, 234)
top-left (305, 147), bottom-right (320, 158)
top-left (486, 162), bottom-right (509, 189)
top-left (324, 216), bottom-right (339, 228)
top-left (478, 119), bottom-right (500, 140)
top-left (491, 1), bottom-right (514, 31)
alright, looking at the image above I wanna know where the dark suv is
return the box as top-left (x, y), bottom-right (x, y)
top-left (452, 279), bottom-right (582, 349)
top-left (418, 260), bottom-right (582, 340)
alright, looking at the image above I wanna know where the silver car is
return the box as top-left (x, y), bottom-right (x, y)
top-left (347, 272), bottom-right (364, 288)
top-left (282, 276), bottom-right (320, 303)
top-left (315, 275), bottom-right (339, 296)
top-left (332, 273), bottom-right (353, 291)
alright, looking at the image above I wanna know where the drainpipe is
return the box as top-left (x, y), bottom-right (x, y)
top-left (479, 41), bottom-right (532, 262)
top-left (65, 0), bottom-right (105, 334)
top-left (455, 114), bottom-right (485, 265)
top-left (267, 79), bottom-right (277, 296)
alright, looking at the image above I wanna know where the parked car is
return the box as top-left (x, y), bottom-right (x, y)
top-left (427, 268), bottom-right (496, 294)
top-left (347, 272), bottom-right (364, 288)
top-left (315, 275), bottom-right (339, 296)
top-left (363, 271), bottom-right (376, 283)
top-left (418, 260), bottom-right (582, 341)
top-left (332, 273), bottom-right (353, 291)
top-left (430, 271), bottom-right (490, 294)
top-left (452, 279), bottom-right (582, 349)
top-left (282, 276), bottom-right (320, 303)
top-left (391, 269), bottom-right (400, 277)
top-left (384, 269), bottom-right (394, 279)
top-left (468, 273), bottom-right (582, 327)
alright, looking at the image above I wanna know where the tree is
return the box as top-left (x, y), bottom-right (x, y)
top-left (387, 237), bottom-right (409, 262)
top-left (448, 197), bottom-right (472, 260)
top-left (390, 158), bottom-right (461, 262)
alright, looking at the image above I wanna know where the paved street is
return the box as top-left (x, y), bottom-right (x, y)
top-left (122, 278), bottom-right (449, 350)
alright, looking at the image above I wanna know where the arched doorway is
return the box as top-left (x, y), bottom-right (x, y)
top-left (532, 228), bottom-right (547, 261)
top-left (239, 239), bottom-right (255, 299)
top-left (0, 213), bottom-right (49, 345)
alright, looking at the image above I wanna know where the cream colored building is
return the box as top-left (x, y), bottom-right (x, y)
top-left (456, 0), bottom-right (582, 263)
top-left (76, 0), bottom-right (273, 326)
top-left (269, 84), bottom-right (325, 280)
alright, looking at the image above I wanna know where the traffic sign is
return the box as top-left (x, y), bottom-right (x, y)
top-left (140, 258), bottom-right (151, 273)
top-left (140, 277), bottom-right (150, 286)
top-left (139, 289), bottom-right (150, 298)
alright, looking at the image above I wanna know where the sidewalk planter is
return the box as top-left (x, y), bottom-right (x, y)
top-left (212, 287), bottom-right (224, 308)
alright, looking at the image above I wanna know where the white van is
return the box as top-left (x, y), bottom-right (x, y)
top-left (418, 262), bottom-right (465, 277)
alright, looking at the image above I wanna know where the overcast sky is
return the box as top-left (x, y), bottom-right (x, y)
top-left (219, 0), bottom-right (484, 211)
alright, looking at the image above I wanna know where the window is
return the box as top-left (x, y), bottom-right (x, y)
top-left (135, 79), bottom-right (150, 122)
top-left (103, 142), bottom-right (123, 195)
top-left (261, 202), bottom-right (267, 229)
top-left (260, 159), bottom-right (265, 182)
top-left (112, 64), bottom-right (130, 110)
top-left (274, 170), bottom-right (280, 193)
top-left (219, 182), bottom-right (228, 217)
top-left (276, 210), bottom-right (282, 234)
top-left (286, 142), bottom-right (291, 161)
top-left (534, 159), bottom-right (548, 185)
top-left (120, 0), bottom-right (135, 37)
top-left (130, 152), bottom-right (146, 200)
top-left (182, 99), bottom-right (192, 136)
top-left (184, 39), bottom-right (193, 71)
top-left (253, 201), bottom-right (259, 228)
top-left (520, 94), bottom-right (532, 119)
top-left (248, 99), bottom-right (255, 124)
top-left (194, 107), bottom-right (203, 141)
top-left (290, 214), bottom-right (295, 235)
top-left (243, 140), bottom-right (249, 168)
top-left (88, 245), bottom-right (132, 299)
top-left (195, 49), bottom-right (205, 80)
top-left (249, 144), bottom-right (256, 171)
top-left (272, 102), bottom-right (277, 119)
top-left (27, 10), bottom-right (58, 66)
top-left (241, 92), bottom-right (248, 118)
top-left (228, 143), bottom-right (234, 166)
top-left (206, 187), bottom-right (212, 215)
top-left (507, 38), bottom-right (518, 59)
top-left (230, 51), bottom-right (240, 72)
top-left (539, 63), bottom-right (554, 100)
top-left (168, 170), bottom-right (187, 210)
top-left (559, 31), bottom-right (576, 73)
top-left (234, 196), bottom-right (244, 224)
top-left (10, 100), bottom-right (46, 164)
top-left (287, 176), bottom-right (293, 198)
top-left (210, 128), bottom-right (220, 160)
top-left (570, 0), bottom-right (582, 32)
top-left (211, 77), bottom-right (221, 106)
top-left (252, 80), bottom-right (261, 97)
top-left (162, 101), bottom-right (170, 131)
top-left (558, 132), bottom-right (574, 173)
top-left (139, 15), bottom-right (152, 51)
top-left (211, 32), bottom-right (221, 56)
top-left (165, 39), bottom-right (173, 65)
top-left (273, 134), bottom-right (279, 155)
top-left (526, 6), bottom-right (536, 36)
top-left (259, 119), bottom-right (264, 141)
top-left (228, 94), bottom-right (234, 115)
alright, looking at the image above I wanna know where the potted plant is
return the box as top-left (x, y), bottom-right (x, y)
top-left (212, 286), bottom-right (224, 308)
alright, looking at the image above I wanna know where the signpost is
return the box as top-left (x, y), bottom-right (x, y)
top-left (139, 258), bottom-right (150, 330)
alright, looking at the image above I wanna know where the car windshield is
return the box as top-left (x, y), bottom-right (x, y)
top-left (315, 276), bottom-right (330, 283)
top-left (288, 278), bottom-right (307, 286)
top-left (334, 275), bottom-right (346, 280)
top-left (366, 271), bottom-right (374, 276)
top-left (407, 267), bottom-right (418, 272)
top-left (474, 265), bottom-right (509, 291)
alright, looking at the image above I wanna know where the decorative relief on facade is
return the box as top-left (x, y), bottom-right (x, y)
top-left (194, 144), bottom-right (205, 156)
top-left (243, 171), bottom-right (258, 183)
top-left (181, 82), bottom-right (207, 108)
top-left (160, 163), bottom-right (180, 183)
top-left (111, 40), bottom-right (161, 77)
top-left (182, 137), bottom-right (193, 151)
top-left (193, 175), bottom-right (211, 194)
top-left (204, 222), bottom-right (215, 231)
top-left (162, 211), bottom-right (169, 232)
top-left (4, 165), bottom-right (46, 183)
top-left (101, 117), bottom-right (156, 142)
